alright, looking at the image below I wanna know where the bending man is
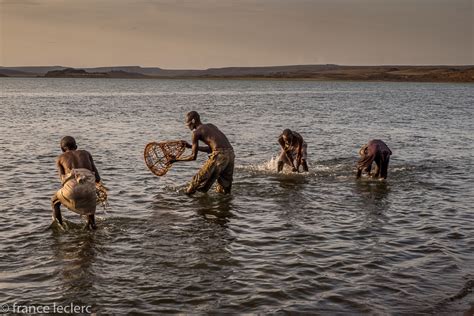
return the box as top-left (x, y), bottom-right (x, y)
top-left (51, 136), bottom-right (101, 229)
top-left (172, 111), bottom-right (235, 195)
top-left (356, 139), bottom-right (392, 179)
top-left (277, 129), bottom-right (309, 173)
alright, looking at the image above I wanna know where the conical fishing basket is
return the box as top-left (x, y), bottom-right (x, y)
top-left (144, 140), bottom-right (187, 176)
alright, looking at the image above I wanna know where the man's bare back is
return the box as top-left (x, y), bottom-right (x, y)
top-left (52, 136), bottom-right (101, 230)
top-left (57, 150), bottom-right (100, 182)
top-left (277, 129), bottom-right (308, 172)
top-left (193, 123), bottom-right (233, 152)
top-left (356, 139), bottom-right (392, 179)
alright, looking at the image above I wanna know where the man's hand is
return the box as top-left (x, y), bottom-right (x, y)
top-left (167, 153), bottom-right (178, 164)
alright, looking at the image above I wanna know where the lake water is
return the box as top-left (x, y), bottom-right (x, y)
top-left (0, 78), bottom-right (473, 314)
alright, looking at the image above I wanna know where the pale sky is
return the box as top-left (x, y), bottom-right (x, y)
top-left (0, 0), bottom-right (472, 68)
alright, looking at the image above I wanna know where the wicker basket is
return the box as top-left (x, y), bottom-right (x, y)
top-left (144, 140), bottom-right (187, 176)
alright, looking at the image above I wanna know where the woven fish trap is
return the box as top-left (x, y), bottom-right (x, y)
top-left (96, 181), bottom-right (109, 208)
top-left (144, 140), bottom-right (186, 176)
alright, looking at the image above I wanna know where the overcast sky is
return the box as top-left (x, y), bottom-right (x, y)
top-left (1, 0), bottom-right (472, 68)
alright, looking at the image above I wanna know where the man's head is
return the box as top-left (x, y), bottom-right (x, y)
top-left (60, 136), bottom-right (77, 152)
top-left (185, 111), bottom-right (201, 130)
top-left (281, 129), bottom-right (293, 144)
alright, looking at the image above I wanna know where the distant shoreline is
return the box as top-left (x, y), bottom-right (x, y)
top-left (1, 65), bottom-right (473, 83)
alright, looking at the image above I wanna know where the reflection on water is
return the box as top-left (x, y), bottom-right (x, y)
top-left (0, 78), bottom-right (473, 314)
top-left (276, 173), bottom-right (308, 188)
top-left (354, 179), bottom-right (390, 213)
top-left (50, 228), bottom-right (100, 311)
top-left (195, 194), bottom-right (234, 223)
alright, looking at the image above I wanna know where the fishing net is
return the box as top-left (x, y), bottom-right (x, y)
top-left (96, 181), bottom-right (109, 208)
top-left (144, 140), bottom-right (187, 176)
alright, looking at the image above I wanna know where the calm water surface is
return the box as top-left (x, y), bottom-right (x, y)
top-left (0, 78), bottom-right (473, 314)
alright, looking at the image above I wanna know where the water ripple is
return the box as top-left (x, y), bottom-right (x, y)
top-left (0, 78), bottom-right (472, 314)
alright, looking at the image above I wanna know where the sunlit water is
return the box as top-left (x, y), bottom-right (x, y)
top-left (0, 78), bottom-right (473, 314)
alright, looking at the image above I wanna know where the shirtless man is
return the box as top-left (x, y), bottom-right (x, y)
top-left (171, 111), bottom-right (235, 195)
top-left (51, 136), bottom-right (101, 229)
top-left (277, 129), bottom-right (309, 173)
top-left (356, 139), bottom-right (392, 179)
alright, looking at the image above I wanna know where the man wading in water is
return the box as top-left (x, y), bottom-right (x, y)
top-left (277, 129), bottom-right (309, 173)
top-left (51, 136), bottom-right (101, 229)
top-left (171, 111), bottom-right (235, 195)
top-left (356, 139), bottom-right (392, 179)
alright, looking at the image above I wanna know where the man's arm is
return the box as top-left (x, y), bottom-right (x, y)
top-left (278, 136), bottom-right (285, 150)
top-left (197, 146), bottom-right (211, 153)
top-left (295, 136), bottom-right (305, 171)
top-left (89, 152), bottom-right (101, 183)
top-left (295, 143), bottom-right (303, 171)
top-left (56, 157), bottom-right (66, 181)
top-left (174, 133), bottom-right (200, 162)
top-left (278, 136), bottom-right (296, 168)
top-left (185, 141), bottom-right (211, 153)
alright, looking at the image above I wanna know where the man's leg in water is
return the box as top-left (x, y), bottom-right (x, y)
top-left (86, 215), bottom-right (97, 230)
top-left (301, 143), bottom-right (309, 172)
top-left (53, 204), bottom-right (63, 225)
top-left (380, 154), bottom-right (390, 179)
top-left (277, 161), bottom-right (284, 172)
top-left (277, 150), bottom-right (293, 172)
top-left (216, 155), bottom-right (234, 194)
top-left (51, 194), bottom-right (63, 225)
top-left (301, 159), bottom-right (309, 172)
top-left (372, 156), bottom-right (381, 178)
top-left (187, 155), bottom-right (218, 195)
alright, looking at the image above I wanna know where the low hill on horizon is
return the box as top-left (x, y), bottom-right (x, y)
top-left (44, 67), bottom-right (148, 79)
top-left (0, 64), bottom-right (340, 76)
top-left (1, 64), bottom-right (473, 82)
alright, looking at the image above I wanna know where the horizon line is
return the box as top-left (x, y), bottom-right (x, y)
top-left (1, 63), bottom-right (474, 70)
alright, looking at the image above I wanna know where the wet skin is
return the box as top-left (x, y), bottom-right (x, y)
top-left (277, 131), bottom-right (308, 173)
top-left (172, 113), bottom-right (233, 194)
top-left (54, 149), bottom-right (101, 229)
top-left (356, 139), bottom-right (392, 180)
top-left (173, 116), bottom-right (233, 162)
